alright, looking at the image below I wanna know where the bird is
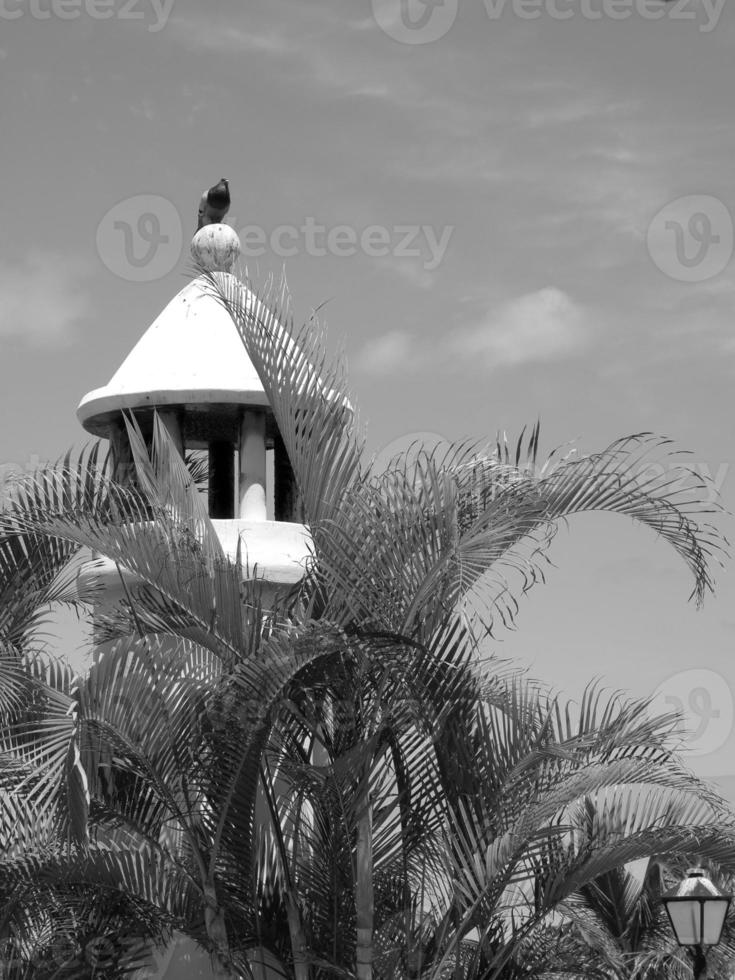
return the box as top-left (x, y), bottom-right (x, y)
top-left (196, 178), bottom-right (230, 230)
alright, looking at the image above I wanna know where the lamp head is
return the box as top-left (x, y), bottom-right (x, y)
top-left (662, 868), bottom-right (731, 947)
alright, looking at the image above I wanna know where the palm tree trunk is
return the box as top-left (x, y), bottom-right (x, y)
top-left (203, 883), bottom-right (234, 977)
top-left (286, 894), bottom-right (310, 980)
top-left (260, 759), bottom-right (310, 980)
top-left (355, 783), bottom-right (374, 980)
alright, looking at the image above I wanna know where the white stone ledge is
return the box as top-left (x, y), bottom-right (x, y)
top-left (76, 519), bottom-right (313, 606)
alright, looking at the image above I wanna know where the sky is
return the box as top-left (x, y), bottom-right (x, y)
top-left (1, 0), bottom-right (735, 794)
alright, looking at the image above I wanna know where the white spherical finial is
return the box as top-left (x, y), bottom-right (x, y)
top-left (191, 223), bottom-right (241, 272)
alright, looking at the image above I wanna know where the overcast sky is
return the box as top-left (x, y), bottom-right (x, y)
top-left (1, 0), bottom-right (735, 792)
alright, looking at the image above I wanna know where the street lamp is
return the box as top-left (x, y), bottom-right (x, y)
top-left (662, 867), bottom-right (731, 979)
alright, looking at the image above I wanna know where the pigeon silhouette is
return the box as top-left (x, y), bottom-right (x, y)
top-left (196, 178), bottom-right (231, 230)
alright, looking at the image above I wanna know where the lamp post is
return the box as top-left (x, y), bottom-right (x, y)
top-left (662, 867), bottom-right (731, 979)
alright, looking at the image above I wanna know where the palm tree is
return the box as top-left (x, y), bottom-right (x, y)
top-left (0, 271), bottom-right (732, 979)
top-left (534, 851), bottom-right (735, 979)
top-left (0, 447), bottom-right (189, 978)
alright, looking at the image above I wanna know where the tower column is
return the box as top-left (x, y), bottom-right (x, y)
top-left (208, 442), bottom-right (235, 518)
top-left (109, 419), bottom-right (134, 487)
top-left (273, 432), bottom-right (301, 522)
top-left (239, 410), bottom-right (267, 521)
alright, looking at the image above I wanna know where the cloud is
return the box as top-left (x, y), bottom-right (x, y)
top-left (451, 288), bottom-right (590, 368)
top-left (371, 256), bottom-right (436, 290)
top-left (0, 251), bottom-right (92, 346)
top-left (166, 8), bottom-right (438, 108)
top-left (129, 97), bottom-right (156, 121)
top-left (355, 288), bottom-right (590, 376)
top-left (354, 288), bottom-right (589, 376)
top-left (353, 329), bottom-right (415, 375)
top-left (521, 99), bottom-right (613, 129)
top-left (168, 19), bottom-right (294, 56)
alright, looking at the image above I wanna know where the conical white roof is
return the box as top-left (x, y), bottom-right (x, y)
top-left (77, 274), bottom-right (268, 435)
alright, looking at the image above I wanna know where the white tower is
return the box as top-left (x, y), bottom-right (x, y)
top-left (77, 224), bottom-right (311, 608)
top-left (75, 223), bottom-right (309, 978)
